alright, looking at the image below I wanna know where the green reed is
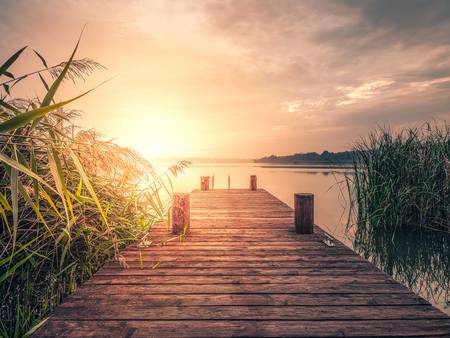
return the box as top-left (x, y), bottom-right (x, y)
top-left (0, 35), bottom-right (189, 336)
top-left (346, 123), bottom-right (449, 233)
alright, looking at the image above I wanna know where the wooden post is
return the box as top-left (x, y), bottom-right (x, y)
top-left (294, 193), bottom-right (314, 234)
top-left (250, 175), bottom-right (257, 191)
top-left (171, 193), bottom-right (190, 234)
top-left (211, 174), bottom-right (215, 190)
top-left (200, 176), bottom-right (210, 191)
top-left (228, 175), bottom-right (231, 189)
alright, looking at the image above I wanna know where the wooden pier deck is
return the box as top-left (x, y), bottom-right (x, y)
top-left (36, 189), bottom-right (450, 337)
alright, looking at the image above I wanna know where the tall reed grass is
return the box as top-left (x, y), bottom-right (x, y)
top-left (0, 34), bottom-right (189, 336)
top-left (346, 123), bottom-right (449, 233)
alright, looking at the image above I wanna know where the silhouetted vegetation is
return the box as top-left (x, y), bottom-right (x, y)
top-left (256, 150), bottom-right (354, 164)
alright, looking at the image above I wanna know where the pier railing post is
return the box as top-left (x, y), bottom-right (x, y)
top-left (250, 175), bottom-right (257, 191)
top-left (200, 176), bottom-right (210, 191)
top-left (171, 193), bottom-right (190, 234)
top-left (294, 193), bottom-right (314, 234)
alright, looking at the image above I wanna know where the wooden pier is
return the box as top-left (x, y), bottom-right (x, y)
top-left (36, 188), bottom-right (449, 337)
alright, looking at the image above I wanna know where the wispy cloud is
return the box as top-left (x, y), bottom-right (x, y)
top-left (271, 125), bottom-right (288, 131)
top-left (1, 0), bottom-right (449, 157)
top-left (337, 79), bottom-right (395, 105)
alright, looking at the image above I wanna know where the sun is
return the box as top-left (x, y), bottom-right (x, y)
top-left (117, 106), bottom-right (199, 159)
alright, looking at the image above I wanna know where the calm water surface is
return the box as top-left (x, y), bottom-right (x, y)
top-left (158, 162), bottom-right (449, 314)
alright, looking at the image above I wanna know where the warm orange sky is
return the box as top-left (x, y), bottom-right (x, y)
top-left (1, 0), bottom-right (450, 159)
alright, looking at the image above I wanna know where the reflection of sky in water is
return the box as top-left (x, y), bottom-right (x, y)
top-left (354, 228), bottom-right (449, 315)
top-left (155, 162), bottom-right (449, 315)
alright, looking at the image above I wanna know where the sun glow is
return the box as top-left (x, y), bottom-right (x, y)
top-left (115, 106), bottom-right (201, 159)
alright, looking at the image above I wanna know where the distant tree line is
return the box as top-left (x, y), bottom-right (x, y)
top-left (255, 151), bottom-right (355, 164)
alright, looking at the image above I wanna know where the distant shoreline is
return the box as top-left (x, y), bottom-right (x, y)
top-left (154, 161), bottom-right (353, 169)
top-left (153, 151), bottom-right (355, 168)
top-left (255, 151), bottom-right (354, 165)
top-left (258, 163), bottom-right (353, 169)
top-left (150, 151), bottom-right (355, 165)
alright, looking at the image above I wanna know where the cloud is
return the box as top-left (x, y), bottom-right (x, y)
top-left (337, 79), bottom-right (395, 105)
top-left (315, 0), bottom-right (450, 48)
top-left (435, 80), bottom-right (450, 90)
top-left (203, 0), bottom-right (450, 129)
top-left (271, 125), bottom-right (288, 131)
top-left (283, 98), bottom-right (327, 113)
top-left (1, 0), bottom-right (449, 156)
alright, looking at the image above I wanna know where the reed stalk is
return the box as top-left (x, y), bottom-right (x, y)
top-left (346, 122), bottom-right (449, 233)
top-left (0, 34), bottom-right (189, 337)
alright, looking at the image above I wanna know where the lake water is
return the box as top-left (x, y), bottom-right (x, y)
top-left (158, 162), bottom-right (449, 315)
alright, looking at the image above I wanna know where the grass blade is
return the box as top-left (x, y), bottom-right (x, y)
top-left (0, 46), bottom-right (27, 77)
top-left (0, 152), bottom-right (58, 194)
top-left (10, 166), bottom-right (18, 250)
top-left (47, 148), bottom-right (70, 231)
top-left (68, 149), bottom-right (109, 227)
top-left (0, 84), bottom-right (99, 133)
top-left (40, 29), bottom-right (83, 107)
top-left (33, 50), bottom-right (48, 68)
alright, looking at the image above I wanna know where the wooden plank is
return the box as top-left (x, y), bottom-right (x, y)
top-left (51, 305), bottom-right (446, 321)
top-left (125, 243), bottom-right (352, 251)
top-left (120, 248), bottom-right (356, 256)
top-left (126, 243), bottom-right (348, 250)
top-left (35, 189), bottom-right (449, 338)
top-left (116, 254), bottom-right (366, 263)
top-left (60, 293), bottom-right (429, 307)
top-left (138, 235), bottom-right (329, 242)
top-left (35, 319), bottom-right (450, 337)
top-left (96, 266), bottom-right (381, 276)
top-left (84, 274), bottom-right (396, 285)
top-left (103, 260), bottom-right (374, 269)
top-left (71, 283), bottom-right (412, 295)
top-left (149, 229), bottom-right (307, 235)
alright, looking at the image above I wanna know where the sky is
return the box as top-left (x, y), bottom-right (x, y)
top-left (1, 0), bottom-right (449, 159)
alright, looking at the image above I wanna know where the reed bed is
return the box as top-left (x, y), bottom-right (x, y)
top-left (346, 122), bottom-right (449, 233)
top-left (0, 36), bottom-right (189, 336)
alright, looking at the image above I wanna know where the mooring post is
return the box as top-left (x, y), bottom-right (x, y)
top-left (294, 193), bottom-right (314, 234)
top-left (171, 193), bottom-right (190, 234)
top-left (228, 175), bottom-right (230, 189)
top-left (200, 176), bottom-right (210, 191)
top-left (250, 175), bottom-right (257, 191)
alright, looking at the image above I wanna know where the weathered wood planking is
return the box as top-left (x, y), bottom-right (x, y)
top-left (36, 189), bottom-right (450, 337)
